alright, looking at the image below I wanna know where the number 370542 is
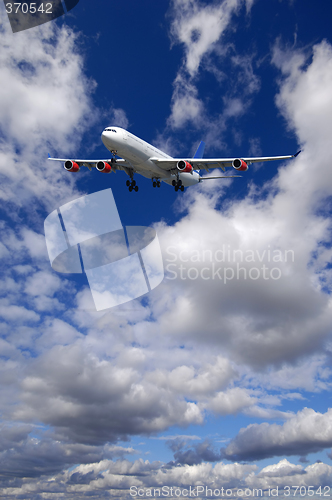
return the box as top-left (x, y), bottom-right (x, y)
top-left (5, 3), bottom-right (53, 14)
top-left (284, 486), bottom-right (331, 496)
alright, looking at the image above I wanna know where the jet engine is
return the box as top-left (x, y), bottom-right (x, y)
top-left (232, 159), bottom-right (248, 171)
top-left (96, 161), bottom-right (112, 173)
top-left (64, 160), bottom-right (80, 172)
top-left (177, 160), bottom-right (193, 173)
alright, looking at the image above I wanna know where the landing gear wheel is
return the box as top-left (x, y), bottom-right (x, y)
top-left (178, 179), bottom-right (182, 186)
top-left (126, 180), bottom-right (130, 187)
top-left (134, 185), bottom-right (138, 192)
top-left (175, 186), bottom-right (179, 192)
top-left (180, 185), bottom-right (184, 191)
top-left (129, 185), bottom-right (133, 192)
top-left (132, 180), bottom-right (136, 187)
top-left (157, 181), bottom-right (161, 187)
top-left (172, 180), bottom-right (176, 186)
top-left (153, 181), bottom-right (157, 188)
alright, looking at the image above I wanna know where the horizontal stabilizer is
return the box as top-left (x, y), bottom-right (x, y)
top-left (199, 175), bottom-right (242, 181)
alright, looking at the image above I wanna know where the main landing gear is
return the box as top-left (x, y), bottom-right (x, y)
top-left (126, 179), bottom-right (138, 192)
top-left (172, 179), bottom-right (185, 192)
top-left (152, 179), bottom-right (161, 188)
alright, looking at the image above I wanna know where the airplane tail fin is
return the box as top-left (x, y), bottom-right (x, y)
top-left (193, 141), bottom-right (205, 159)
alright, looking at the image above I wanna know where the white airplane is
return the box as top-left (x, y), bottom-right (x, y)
top-left (49, 127), bottom-right (301, 192)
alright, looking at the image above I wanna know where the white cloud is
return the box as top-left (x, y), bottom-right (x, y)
top-left (0, 300), bottom-right (40, 323)
top-left (24, 270), bottom-right (62, 297)
top-left (247, 459), bottom-right (332, 490)
top-left (1, 455), bottom-right (332, 497)
top-left (168, 74), bottom-right (204, 129)
top-left (223, 408), bottom-right (332, 461)
top-left (170, 0), bottom-right (244, 77)
top-left (0, 8), bottom-right (95, 211)
top-left (245, 355), bottom-right (332, 392)
top-left (0, 20), bottom-right (95, 153)
top-left (149, 356), bottom-right (236, 397)
top-left (258, 459), bottom-right (303, 478)
top-left (12, 343), bottom-right (204, 445)
top-left (272, 40), bottom-right (332, 202)
top-left (206, 387), bottom-right (256, 415)
top-left (108, 107), bottom-right (130, 129)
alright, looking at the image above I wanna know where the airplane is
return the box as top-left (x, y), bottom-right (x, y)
top-left (48, 127), bottom-right (301, 192)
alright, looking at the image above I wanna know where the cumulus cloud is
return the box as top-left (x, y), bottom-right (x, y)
top-left (222, 408), bottom-right (332, 461)
top-left (149, 356), bottom-right (236, 397)
top-left (0, 423), bottom-right (138, 481)
top-left (247, 459), bottom-right (332, 491)
top-left (149, 37), bottom-right (332, 372)
top-left (13, 343), bottom-right (204, 446)
top-left (1, 455), bottom-right (331, 498)
top-left (0, 7), bottom-right (95, 212)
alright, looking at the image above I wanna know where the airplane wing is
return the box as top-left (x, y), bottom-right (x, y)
top-left (150, 151), bottom-right (301, 172)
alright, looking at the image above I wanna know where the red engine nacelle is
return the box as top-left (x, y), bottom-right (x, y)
top-left (96, 161), bottom-right (112, 173)
top-left (232, 159), bottom-right (248, 171)
top-left (177, 160), bottom-right (193, 173)
top-left (64, 160), bottom-right (80, 172)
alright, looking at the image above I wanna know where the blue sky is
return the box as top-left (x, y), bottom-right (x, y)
top-left (1, 0), bottom-right (332, 498)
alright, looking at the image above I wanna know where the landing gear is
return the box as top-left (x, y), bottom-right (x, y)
top-left (152, 179), bottom-right (161, 188)
top-left (127, 181), bottom-right (138, 193)
top-left (127, 177), bottom-right (138, 192)
top-left (173, 178), bottom-right (184, 192)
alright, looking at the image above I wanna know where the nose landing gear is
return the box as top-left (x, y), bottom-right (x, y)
top-left (152, 179), bottom-right (161, 188)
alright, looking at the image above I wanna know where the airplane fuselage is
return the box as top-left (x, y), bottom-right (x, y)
top-left (101, 127), bottom-right (200, 187)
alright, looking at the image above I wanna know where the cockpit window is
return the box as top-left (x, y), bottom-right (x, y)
top-left (105, 128), bottom-right (117, 132)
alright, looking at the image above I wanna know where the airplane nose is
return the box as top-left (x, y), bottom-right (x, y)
top-left (101, 128), bottom-right (122, 149)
